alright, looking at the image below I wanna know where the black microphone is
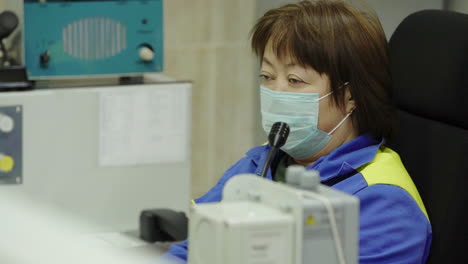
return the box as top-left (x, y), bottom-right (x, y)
top-left (260, 122), bottom-right (290, 178)
top-left (0, 11), bottom-right (18, 40)
top-left (0, 11), bottom-right (18, 66)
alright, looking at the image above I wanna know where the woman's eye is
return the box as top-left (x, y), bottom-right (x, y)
top-left (289, 78), bottom-right (303, 85)
top-left (259, 74), bottom-right (271, 81)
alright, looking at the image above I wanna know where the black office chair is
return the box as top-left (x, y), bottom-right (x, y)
top-left (389, 10), bottom-right (468, 264)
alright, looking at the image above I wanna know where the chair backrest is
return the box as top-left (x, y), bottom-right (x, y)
top-left (389, 10), bottom-right (468, 264)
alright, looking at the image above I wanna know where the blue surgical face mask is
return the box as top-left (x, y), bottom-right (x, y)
top-left (260, 85), bottom-right (352, 160)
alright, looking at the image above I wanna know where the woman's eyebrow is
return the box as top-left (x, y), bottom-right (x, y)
top-left (263, 57), bottom-right (298, 67)
top-left (262, 57), bottom-right (273, 66)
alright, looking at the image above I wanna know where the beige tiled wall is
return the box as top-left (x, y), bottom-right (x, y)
top-left (164, 0), bottom-right (258, 198)
top-left (447, 0), bottom-right (468, 12)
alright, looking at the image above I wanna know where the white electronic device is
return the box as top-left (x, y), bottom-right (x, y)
top-left (188, 166), bottom-right (359, 264)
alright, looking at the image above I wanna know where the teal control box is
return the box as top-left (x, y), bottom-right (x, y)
top-left (24, 0), bottom-right (163, 79)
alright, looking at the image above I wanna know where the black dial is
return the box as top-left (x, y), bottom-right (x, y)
top-left (40, 51), bottom-right (50, 66)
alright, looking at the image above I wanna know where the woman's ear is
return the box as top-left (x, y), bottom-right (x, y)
top-left (344, 85), bottom-right (356, 113)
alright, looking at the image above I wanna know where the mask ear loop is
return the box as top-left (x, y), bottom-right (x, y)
top-left (328, 108), bottom-right (354, 135)
top-left (318, 90), bottom-right (334, 100)
top-left (325, 81), bottom-right (352, 135)
top-left (318, 82), bottom-right (350, 101)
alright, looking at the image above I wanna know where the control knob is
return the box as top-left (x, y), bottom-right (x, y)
top-left (139, 45), bottom-right (154, 62)
top-left (40, 50), bottom-right (50, 66)
top-left (0, 113), bottom-right (14, 133)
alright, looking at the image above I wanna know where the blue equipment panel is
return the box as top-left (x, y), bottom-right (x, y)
top-left (24, 0), bottom-right (163, 79)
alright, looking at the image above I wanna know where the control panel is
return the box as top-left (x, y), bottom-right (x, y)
top-left (0, 106), bottom-right (22, 184)
top-left (23, 0), bottom-right (163, 79)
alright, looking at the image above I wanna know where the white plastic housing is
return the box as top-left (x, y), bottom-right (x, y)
top-left (188, 201), bottom-right (294, 264)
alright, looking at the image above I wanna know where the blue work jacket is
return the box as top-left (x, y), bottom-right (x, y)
top-left (165, 134), bottom-right (432, 263)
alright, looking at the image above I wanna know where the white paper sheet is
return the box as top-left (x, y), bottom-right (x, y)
top-left (99, 83), bottom-right (190, 166)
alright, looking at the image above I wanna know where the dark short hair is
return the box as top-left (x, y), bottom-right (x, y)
top-left (251, 0), bottom-right (395, 140)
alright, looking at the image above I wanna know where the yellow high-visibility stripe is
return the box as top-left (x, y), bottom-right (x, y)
top-left (358, 147), bottom-right (429, 221)
top-left (191, 199), bottom-right (196, 205)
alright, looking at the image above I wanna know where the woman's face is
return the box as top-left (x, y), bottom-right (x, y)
top-left (260, 40), bottom-right (357, 163)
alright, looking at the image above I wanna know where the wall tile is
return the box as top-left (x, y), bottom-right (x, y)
top-left (165, 46), bottom-right (217, 198)
top-left (212, 45), bottom-right (257, 179)
top-left (212, 0), bottom-right (257, 43)
top-left (163, 0), bottom-right (258, 199)
top-left (164, 0), bottom-right (214, 46)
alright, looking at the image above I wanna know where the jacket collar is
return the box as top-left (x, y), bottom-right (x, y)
top-left (307, 134), bottom-right (383, 182)
top-left (248, 134), bottom-right (383, 182)
top-left (247, 144), bottom-right (273, 179)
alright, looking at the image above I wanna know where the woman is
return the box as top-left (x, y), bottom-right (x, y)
top-left (166, 1), bottom-right (431, 263)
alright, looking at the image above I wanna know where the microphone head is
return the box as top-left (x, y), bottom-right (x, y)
top-left (0, 11), bottom-right (18, 40)
top-left (268, 122), bottom-right (290, 148)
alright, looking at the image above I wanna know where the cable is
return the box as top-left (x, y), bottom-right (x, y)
top-left (301, 190), bottom-right (347, 264)
top-left (0, 40), bottom-right (7, 67)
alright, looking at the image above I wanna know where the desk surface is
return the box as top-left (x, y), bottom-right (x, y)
top-left (0, 190), bottom-right (174, 264)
